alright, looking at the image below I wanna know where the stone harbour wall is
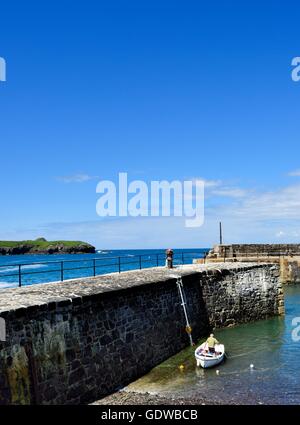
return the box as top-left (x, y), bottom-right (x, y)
top-left (279, 257), bottom-right (300, 284)
top-left (207, 243), bottom-right (300, 258)
top-left (0, 263), bottom-right (282, 405)
top-left (201, 264), bottom-right (283, 327)
top-left (205, 244), bottom-right (300, 284)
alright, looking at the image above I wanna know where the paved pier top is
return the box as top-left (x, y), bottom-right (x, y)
top-left (0, 262), bottom-right (274, 314)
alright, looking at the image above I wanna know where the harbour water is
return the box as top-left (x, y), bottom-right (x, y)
top-left (125, 285), bottom-right (300, 405)
top-left (0, 248), bottom-right (207, 289)
top-left (2, 248), bottom-right (298, 404)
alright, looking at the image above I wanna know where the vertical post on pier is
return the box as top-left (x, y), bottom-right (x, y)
top-left (139, 255), bottom-right (142, 269)
top-left (166, 249), bottom-right (174, 268)
top-left (219, 221), bottom-right (223, 245)
top-left (118, 256), bottom-right (121, 273)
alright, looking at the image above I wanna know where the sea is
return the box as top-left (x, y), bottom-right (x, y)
top-left (0, 248), bottom-right (208, 289)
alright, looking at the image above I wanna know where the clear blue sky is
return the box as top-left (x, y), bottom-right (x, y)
top-left (1, 0), bottom-right (300, 248)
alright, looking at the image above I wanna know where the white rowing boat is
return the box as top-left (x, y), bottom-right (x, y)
top-left (195, 342), bottom-right (225, 368)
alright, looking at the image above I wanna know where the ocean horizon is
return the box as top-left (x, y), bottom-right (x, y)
top-left (0, 248), bottom-right (209, 289)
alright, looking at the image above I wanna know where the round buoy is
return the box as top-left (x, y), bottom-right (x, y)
top-left (250, 364), bottom-right (254, 369)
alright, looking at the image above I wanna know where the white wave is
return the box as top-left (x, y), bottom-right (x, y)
top-left (0, 264), bottom-right (45, 274)
top-left (0, 281), bottom-right (18, 289)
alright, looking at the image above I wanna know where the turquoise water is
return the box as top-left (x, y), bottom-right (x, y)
top-left (126, 285), bottom-right (300, 404)
top-left (0, 249), bottom-right (207, 289)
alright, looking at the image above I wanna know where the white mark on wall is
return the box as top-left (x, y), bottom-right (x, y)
top-left (0, 317), bottom-right (6, 341)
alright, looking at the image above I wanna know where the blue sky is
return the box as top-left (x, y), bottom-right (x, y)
top-left (1, 0), bottom-right (300, 248)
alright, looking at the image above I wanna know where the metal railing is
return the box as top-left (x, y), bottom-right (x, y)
top-left (0, 250), bottom-right (209, 288)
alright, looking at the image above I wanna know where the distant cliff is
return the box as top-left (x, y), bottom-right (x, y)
top-left (0, 238), bottom-right (96, 255)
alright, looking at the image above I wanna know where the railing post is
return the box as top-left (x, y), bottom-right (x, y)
top-left (182, 253), bottom-right (184, 264)
top-left (118, 256), bottom-right (121, 273)
top-left (61, 261), bottom-right (64, 282)
top-left (156, 254), bottom-right (159, 267)
top-left (93, 259), bottom-right (96, 276)
top-left (18, 264), bottom-right (22, 287)
top-left (139, 255), bottom-right (142, 269)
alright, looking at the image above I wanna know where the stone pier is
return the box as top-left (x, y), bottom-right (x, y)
top-left (201, 244), bottom-right (300, 284)
top-left (0, 263), bottom-right (282, 405)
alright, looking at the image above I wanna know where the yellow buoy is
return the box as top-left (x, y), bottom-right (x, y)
top-left (178, 364), bottom-right (185, 370)
top-left (185, 325), bottom-right (192, 334)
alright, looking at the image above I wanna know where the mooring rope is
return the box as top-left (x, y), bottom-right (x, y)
top-left (175, 276), bottom-right (194, 346)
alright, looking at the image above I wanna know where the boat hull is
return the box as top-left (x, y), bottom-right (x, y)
top-left (195, 343), bottom-right (225, 369)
